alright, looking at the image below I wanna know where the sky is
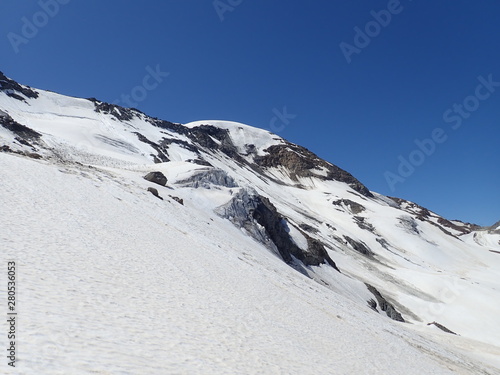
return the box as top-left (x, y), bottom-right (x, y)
top-left (1, 0), bottom-right (499, 226)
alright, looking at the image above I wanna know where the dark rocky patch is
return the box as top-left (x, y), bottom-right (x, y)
top-left (255, 143), bottom-right (372, 197)
top-left (147, 187), bottom-right (163, 200)
top-left (186, 158), bottom-right (213, 167)
top-left (368, 298), bottom-right (378, 311)
top-left (169, 195), bottom-right (184, 205)
top-left (0, 71), bottom-right (39, 100)
top-left (0, 113), bottom-right (41, 141)
top-left (365, 284), bottom-right (405, 322)
top-left (299, 223), bottom-right (319, 234)
top-left (176, 168), bottom-right (238, 189)
top-left (134, 132), bottom-right (169, 162)
top-left (148, 118), bottom-right (190, 136)
top-left (344, 236), bottom-right (373, 257)
top-left (88, 98), bottom-right (136, 122)
top-left (354, 216), bottom-right (376, 233)
top-left (376, 237), bottom-right (390, 250)
top-left (427, 321), bottom-right (457, 335)
top-left (217, 190), bottom-right (339, 269)
top-left (160, 137), bottom-right (199, 154)
top-left (325, 223), bottom-right (336, 231)
top-left (397, 216), bottom-right (420, 235)
top-left (144, 171), bottom-right (167, 186)
top-left (332, 199), bottom-right (366, 214)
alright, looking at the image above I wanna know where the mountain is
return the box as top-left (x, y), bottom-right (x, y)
top-left (1, 71), bottom-right (500, 374)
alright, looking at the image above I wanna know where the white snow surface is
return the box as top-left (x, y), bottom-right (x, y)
top-left (1, 88), bottom-right (500, 374)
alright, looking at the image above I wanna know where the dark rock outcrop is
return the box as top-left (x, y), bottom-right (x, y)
top-left (0, 113), bottom-right (41, 141)
top-left (255, 143), bottom-right (373, 197)
top-left (88, 98), bottom-right (137, 122)
top-left (169, 195), bottom-right (184, 205)
top-left (427, 321), bottom-right (457, 335)
top-left (216, 189), bottom-right (339, 269)
top-left (354, 216), bottom-right (376, 233)
top-left (366, 284), bottom-right (405, 322)
top-left (144, 171), bottom-right (167, 186)
top-left (0, 72), bottom-right (39, 100)
top-left (147, 187), bottom-right (163, 200)
top-left (344, 236), bottom-right (373, 257)
top-left (177, 168), bottom-right (238, 189)
top-left (332, 199), bottom-right (366, 214)
top-left (134, 132), bottom-right (169, 163)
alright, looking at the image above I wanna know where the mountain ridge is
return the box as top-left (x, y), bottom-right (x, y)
top-left (2, 71), bottom-right (500, 373)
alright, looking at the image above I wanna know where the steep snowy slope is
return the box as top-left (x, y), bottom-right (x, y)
top-left (1, 72), bottom-right (500, 374)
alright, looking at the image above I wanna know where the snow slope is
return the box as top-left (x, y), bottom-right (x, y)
top-left (2, 153), bottom-right (499, 375)
top-left (1, 75), bottom-right (500, 373)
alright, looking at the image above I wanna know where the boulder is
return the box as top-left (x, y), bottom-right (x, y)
top-left (144, 171), bottom-right (167, 186)
top-left (147, 187), bottom-right (163, 200)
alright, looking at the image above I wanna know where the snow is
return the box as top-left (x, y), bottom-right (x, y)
top-left (2, 87), bottom-right (500, 373)
top-left (2, 153), bottom-right (499, 374)
top-left (185, 120), bottom-right (283, 156)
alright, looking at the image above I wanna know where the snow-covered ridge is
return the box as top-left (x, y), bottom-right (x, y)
top-left (1, 72), bottom-right (500, 373)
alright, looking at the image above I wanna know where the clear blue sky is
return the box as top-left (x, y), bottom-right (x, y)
top-left (2, 0), bottom-right (499, 226)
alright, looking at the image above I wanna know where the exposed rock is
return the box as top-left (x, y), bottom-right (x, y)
top-left (332, 199), bottom-right (366, 214)
top-left (365, 284), bottom-right (405, 322)
top-left (0, 114), bottom-right (41, 140)
top-left (299, 223), bottom-right (319, 233)
top-left (376, 237), bottom-right (390, 250)
top-left (368, 298), bottom-right (378, 311)
top-left (255, 143), bottom-right (373, 197)
top-left (177, 168), bottom-right (238, 189)
top-left (216, 189), bottom-right (339, 269)
top-left (397, 215), bottom-right (420, 235)
top-left (487, 220), bottom-right (500, 234)
top-left (134, 132), bottom-right (169, 162)
top-left (144, 171), bottom-right (167, 186)
top-left (427, 321), bottom-right (457, 335)
top-left (147, 187), bottom-right (163, 200)
top-left (88, 98), bottom-right (137, 122)
top-left (0, 71), bottom-right (39, 100)
top-left (169, 195), bottom-right (184, 205)
top-left (344, 236), bottom-right (373, 257)
top-left (353, 216), bottom-right (375, 233)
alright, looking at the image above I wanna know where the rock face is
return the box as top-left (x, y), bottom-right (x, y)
top-left (332, 199), bottom-right (366, 214)
top-left (365, 284), bottom-right (405, 322)
top-left (0, 113), bottom-right (41, 141)
top-left (144, 172), bottom-right (168, 186)
top-left (255, 143), bottom-right (373, 197)
top-left (344, 236), bottom-right (373, 257)
top-left (427, 321), bottom-right (457, 335)
top-left (0, 71), bottom-right (39, 101)
top-left (177, 168), bottom-right (238, 189)
top-left (216, 189), bottom-right (339, 270)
